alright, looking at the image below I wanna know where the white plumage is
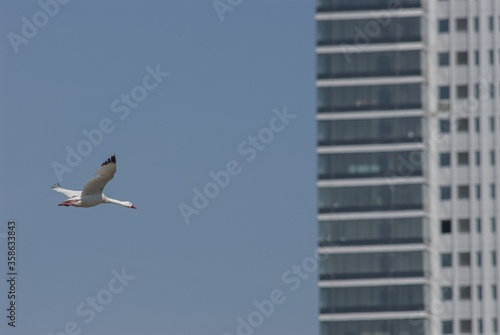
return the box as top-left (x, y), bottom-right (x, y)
top-left (52, 155), bottom-right (136, 209)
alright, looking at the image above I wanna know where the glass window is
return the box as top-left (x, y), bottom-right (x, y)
top-left (493, 252), bottom-right (497, 266)
top-left (474, 17), bottom-right (479, 32)
top-left (318, 51), bottom-right (421, 79)
top-left (318, 151), bottom-right (423, 180)
top-left (458, 185), bottom-right (469, 199)
top-left (320, 251), bottom-right (426, 280)
top-left (476, 151), bottom-right (481, 166)
top-left (318, 184), bottom-right (423, 213)
top-left (475, 50), bottom-right (480, 65)
top-left (320, 285), bottom-right (426, 313)
top-left (320, 318), bottom-right (427, 335)
top-left (456, 51), bottom-right (468, 65)
top-left (477, 252), bottom-right (482, 267)
top-left (441, 186), bottom-right (451, 200)
top-left (456, 18), bottom-right (468, 31)
top-left (439, 19), bottom-right (449, 33)
top-left (491, 117), bottom-right (496, 131)
top-left (478, 285), bottom-right (483, 300)
top-left (475, 184), bottom-right (480, 199)
top-left (440, 153), bottom-right (451, 167)
top-left (441, 253), bottom-right (452, 267)
top-left (491, 184), bottom-right (496, 199)
top-left (479, 319), bottom-right (483, 333)
top-left (492, 218), bottom-right (496, 232)
top-left (443, 320), bottom-right (453, 334)
top-left (490, 50), bottom-right (494, 64)
top-left (493, 285), bottom-right (498, 299)
top-left (459, 219), bottom-right (470, 232)
top-left (440, 119), bottom-right (450, 133)
top-left (460, 320), bottom-right (472, 333)
top-left (460, 286), bottom-right (471, 300)
top-left (477, 218), bottom-right (482, 233)
top-left (316, 0), bottom-right (422, 12)
top-left (457, 85), bottom-right (469, 98)
top-left (457, 152), bottom-right (469, 165)
top-left (490, 16), bottom-right (495, 31)
top-left (317, 17), bottom-right (422, 46)
top-left (441, 220), bottom-right (452, 233)
top-left (457, 118), bottom-right (468, 131)
top-left (318, 217), bottom-right (425, 247)
top-left (475, 117), bottom-right (480, 132)
top-left (491, 150), bottom-right (496, 165)
top-left (317, 117), bottom-right (422, 145)
top-left (439, 86), bottom-right (450, 100)
top-left (318, 84), bottom-right (421, 112)
top-left (442, 286), bottom-right (452, 300)
top-left (439, 52), bottom-right (450, 66)
top-left (459, 252), bottom-right (471, 266)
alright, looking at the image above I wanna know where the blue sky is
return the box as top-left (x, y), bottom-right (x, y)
top-left (0, 0), bottom-right (315, 334)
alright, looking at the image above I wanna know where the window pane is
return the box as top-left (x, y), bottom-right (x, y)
top-left (439, 19), bottom-right (449, 33)
top-left (318, 84), bottom-right (422, 112)
top-left (317, 17), bottom-right (422, 46)
top-left (320, 251), bottom-right (426, 280)
top-left (318, 151), bottom-right (423, 179)
top-left (440, 153), bottom-right (451, 167)
top-left (318, 51), bottom-right (421, 79)
top-left (457, 85), bottom-right (469, 98)
top-left (318, 217), bottom-right (425, 246)
top-left (459, 286), bottom-right (471, 300)
top-left (442, 287), bottom-right (452, 300)
top-left (456, 51), bottom-right (468, 65)
top-left (440, 120), bottom-right (450, 133)
top-left (439, 52), bottom-right (450, 66)
top-left (317, 0), bottom-right (422, 12)
top-left (457, 152), bottom-right (469, 165)
top-left (318, 117), bottom-right (422, 145)
top-left (459, 219), bottom-right (470, 232)
top-left (456, 18), bottom-right (468, 31)
top-left (320, 285), bottom-right (426, 313)
top-left (321, 319), bottom-right (428, 335)
top-left (319, 184), bottom-right (423, 213)
top-left (439, 86), bottom-right (450, 100)
top-left (441, 220), bottom-right (451, 234)
top-left (443, 320), bottom-right (453, 334)
top-left (441, 186), bottom-right (451, 200)
top-left (459, 252), bottom-right (471, 266)
top-left (441, 253), bottom-right (452, 267)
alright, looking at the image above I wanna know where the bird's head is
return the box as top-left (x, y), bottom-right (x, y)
top-left (126, 202), bottom-right (137, 209)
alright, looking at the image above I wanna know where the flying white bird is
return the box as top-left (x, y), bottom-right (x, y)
top-left (52, 155), bottom-right (137, 209)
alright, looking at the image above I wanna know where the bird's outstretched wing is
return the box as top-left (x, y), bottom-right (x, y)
top-left (82, 155), bottom-right (117, 196)
top-left (52, 183), bottom-right (82, 198)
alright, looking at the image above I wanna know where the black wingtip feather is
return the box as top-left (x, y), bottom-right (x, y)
top-left (101, 155), bottom-right (116, 166)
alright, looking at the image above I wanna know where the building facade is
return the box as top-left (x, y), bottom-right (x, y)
top-left (316, 0), bottom-right (500, 334)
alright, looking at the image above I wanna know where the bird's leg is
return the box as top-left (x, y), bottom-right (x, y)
top-left (58, 199), bottom-right (78, 206)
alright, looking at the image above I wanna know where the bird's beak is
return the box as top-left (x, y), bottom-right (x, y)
top-left (131, 205), bottom-right (137, 209)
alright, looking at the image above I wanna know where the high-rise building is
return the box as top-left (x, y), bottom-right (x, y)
top-left (316, 0), bottom-right (500, 334)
